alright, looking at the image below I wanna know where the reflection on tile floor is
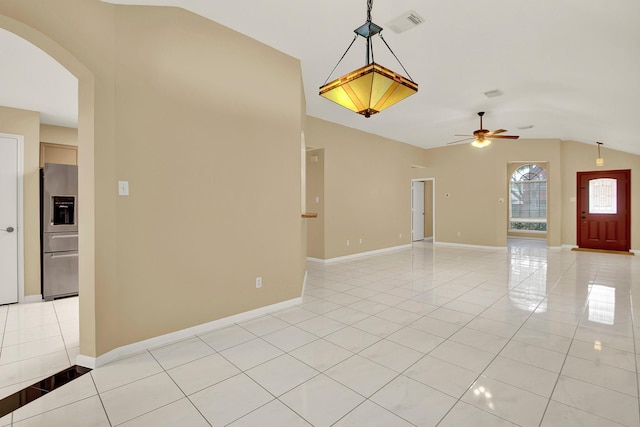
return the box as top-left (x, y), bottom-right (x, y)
top-left (3, 239), bottom-right (640, 426)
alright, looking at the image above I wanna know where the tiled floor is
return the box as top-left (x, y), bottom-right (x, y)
top-left (2, 239), bottom-right (640, 426)
top-left (0, 296), bottom-right (79, 401)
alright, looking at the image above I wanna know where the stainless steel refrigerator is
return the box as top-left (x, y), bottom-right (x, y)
top-left (41, 163), bottom-right (78, 301)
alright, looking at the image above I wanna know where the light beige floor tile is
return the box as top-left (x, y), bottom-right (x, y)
top-left (190, 373), bottom-right (273, 426)
top-left (462, 376), bottom-right (548, 427)
top-left (429, 340), bottom-right (496, 373)
top-left (499, 340), bottom-right (566, 373)
top-left (483, 356), bottom-right (559, 397)
top-left (386, 326), bottom-right (443, 353)
top-left (561, 355), bottom-right (638, 397)
top-left (439, 402), bottom-right (518, 426)
top-left (325, 326), bottom-right (380, 352)
top-left (552, 375), bottom-right (640, 427)
top-left (198, 325), bottom-right (256, 351)
top-left (358, 339), bottom-right (423, 372)
top-left (541, 401), bottom-right (626, 427)
top-left (246, 354), bottom-right (318, 396)
top-left (13, 374), bottom-right (97, 422)
top-left (325, 354), bottom-right (397, 397)
top-left (100, 372), bottom-right (184, 425)
top-left (150, 337), bottom-right (215, 370)
top-left (228, 400), bottom-right (311, 427)
top-left (12, 396), bottom-right (109, 427)
top-left (119, 398), bottom-right (209, 427)
top-left (404, 355), bottom-right (478, 398)
top-left (90, 351), bottom-right (162, 393)
top-left (280, 374), bottom-right (365, 427)
top-left (289, 339), bottom-right (353, 371)
top-left (219, 338), bottom-right (283, 370)
top-left (333, 400), bottom-right (414, 427)
top-left (238, 315), bottom-right (290, 336)
top-left (168, 353), bottom-right (240, 395)
top-left (371, 375), bottom-right (456, 426)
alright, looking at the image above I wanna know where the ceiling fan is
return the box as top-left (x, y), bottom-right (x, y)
top-left (448, 112), bottom-right (519, 148)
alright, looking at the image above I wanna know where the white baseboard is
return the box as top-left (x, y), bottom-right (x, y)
top-left (307, 244), bottom-right (412, 264)
top-left (434, 241), bottom-right (507, 251)
top-left (21, 294), bottom-right (43, 303)
top-left (76, 296), bottom-right (302, 369)
top-left (562, 244), bottom-right (579, 250)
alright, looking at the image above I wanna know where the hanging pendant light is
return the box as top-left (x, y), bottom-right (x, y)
top-left (319, 0), bottom-right (418, 118)
top-left (596, 141), bottom-right (604, 166)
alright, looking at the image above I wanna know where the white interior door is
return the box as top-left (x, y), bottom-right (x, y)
top-left (412, 181), bottom-right (425, 241)
top-left (0, 135), bottom-right (20, 304)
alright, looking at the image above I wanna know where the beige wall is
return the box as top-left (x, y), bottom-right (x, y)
top-left (306, 117), bottom-right (425, 259)
top-left (0, 106), bottom-right (41, 296)
top-left (306, 124), bottom-right (640, 254)
top-left (1, 1), bottom-right (305, 357)
top-left (40, 124), bottom-right (78, 146)
top-left (414, 139), bottom-right (563, 247)
top-left (561, 140), bottom-right (640, 248)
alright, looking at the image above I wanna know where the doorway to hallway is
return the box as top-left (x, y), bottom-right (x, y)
top-left (411, 179), bottom-right (434, 242)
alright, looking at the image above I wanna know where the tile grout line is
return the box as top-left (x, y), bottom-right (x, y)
top-left (535, 265), bottom-right (594, 426)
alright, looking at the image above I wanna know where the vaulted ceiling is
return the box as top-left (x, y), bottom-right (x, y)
top-left (2, 1), bottom-right (639, 154)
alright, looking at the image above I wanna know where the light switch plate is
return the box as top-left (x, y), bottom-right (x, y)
top-left (118, 181), bottom-right (129, 196)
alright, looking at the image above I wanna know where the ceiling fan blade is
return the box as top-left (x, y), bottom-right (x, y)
top-left (491, 135), bottom-right (519, 139)
top-left (486, 129), bottom-right (507, 136)
top-left (447, 137), bottom-right (474, 145)
top-left (454, 134), bottom-right (473, 137)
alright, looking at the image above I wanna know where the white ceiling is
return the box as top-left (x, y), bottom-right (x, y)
top-left (2, 1), bottom-right (639, 155)
top-left (0, 28), bottom-right (77, 128)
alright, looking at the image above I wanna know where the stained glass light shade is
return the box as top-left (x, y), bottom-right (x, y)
top-left (319, 63), bottom-right (418, 118)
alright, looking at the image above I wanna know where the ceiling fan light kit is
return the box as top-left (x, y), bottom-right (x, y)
top-left (448, 111), bottom-right (520, 148)
top-left (319, 0), bottom-right (418, 117)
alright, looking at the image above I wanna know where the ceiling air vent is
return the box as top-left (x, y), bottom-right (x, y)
top-left (387, 11), bottom-right (425, 34)
top-left (483, 89), bottom-right (503, 98)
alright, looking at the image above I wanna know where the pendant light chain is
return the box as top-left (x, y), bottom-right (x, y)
top-left (378, 34), bottom-right (415, 82)
top-left (322, 35), bottom-right (358, 85)
top-left (367, 0), bottom-right (373, 22)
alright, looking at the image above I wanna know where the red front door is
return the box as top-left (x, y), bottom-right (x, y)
top-left (577, 170), bottom-right (631, 251)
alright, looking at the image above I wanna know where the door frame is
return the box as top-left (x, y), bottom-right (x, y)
top-left (411, 178), bottom-right (436, 242)
top-left (1, 133), bottom-right (25, 303)
top-left (576, 169), bottom-right (631, 251)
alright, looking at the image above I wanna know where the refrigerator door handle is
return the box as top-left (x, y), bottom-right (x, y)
top-left (50, 253), bottom-right (79, 259)
top-left (51, 234), bottom-right (78, 239)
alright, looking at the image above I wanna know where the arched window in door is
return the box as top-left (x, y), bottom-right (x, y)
top-left (510, 164), bottom-right (547, 232)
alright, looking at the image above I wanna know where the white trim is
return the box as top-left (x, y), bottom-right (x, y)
top-left (562, 244), bottom-right (579, 250)
top-left (22, 294), bottom-right (43, 303)
top-left (300, 270), bottom-right (308, 297)
top-left (434, 241), bottom-right (508, 251)
top-left (76, 296), bottom-right (302, 369)
top-left (632, 249), bottom-right (639, 255)
top-left (411, 178), bottom-right (436, 243)
top-left (1, 134), bottom-right (25, 304)
top-left (307, 244), bottom-right (412, 264)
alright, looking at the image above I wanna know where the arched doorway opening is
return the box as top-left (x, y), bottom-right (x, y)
top-left (0, 14), bottom-right (96, 366)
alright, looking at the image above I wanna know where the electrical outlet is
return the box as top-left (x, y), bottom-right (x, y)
top-left (457, 231), bottom-right (461, 237)
top-left (359, 238), bottom-right (363, 244)
top-left (346, 240), bottom-right (350, 246)
top-left (255, 277), bottom-right (262, 288)
top-left (399, 233), bottom-right (402, 239)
